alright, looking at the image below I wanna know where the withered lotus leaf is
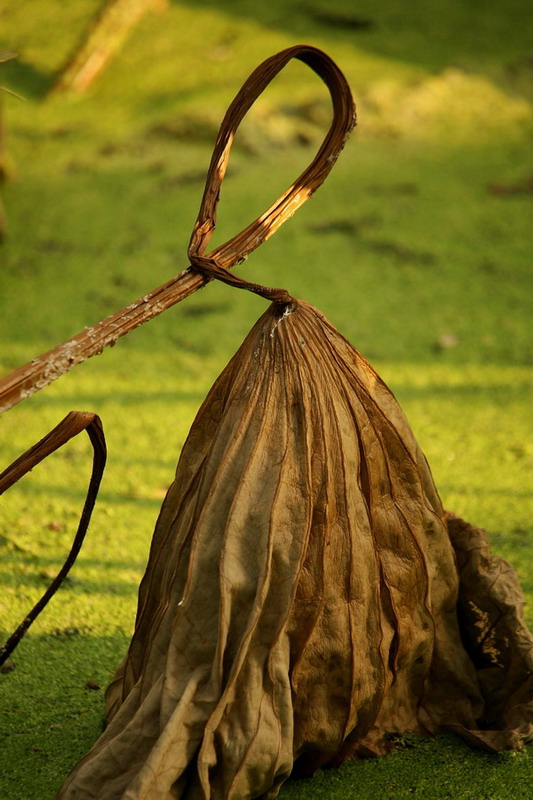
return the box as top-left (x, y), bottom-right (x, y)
top-left (57, 301), bottom-right (533, 799)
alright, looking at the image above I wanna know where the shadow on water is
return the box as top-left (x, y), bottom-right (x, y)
top-left (0, 630), bottom-right (130, 696)
top-left (0, 631), bottom-right (130, 797)
top-left (391, 380), bottom-right (533, 402)
top-left (2, 59), bottom-right (51, 99)
top-left (2, 480), bottom-right (169, 506)
top-left (10, 389), bottom-right (207, 409)
top-left (174, 0), bottom-right (533, 97)
top-left (0, 546), bottom-right (144, 607)
top-left (5, 0), bottom-right (532, 102)
top-left (438, 485), bottom-right (532, 500)
top-left (0, 569), bottom-right (141, 595)
top-left (0, 551), bottom-right (146, 570)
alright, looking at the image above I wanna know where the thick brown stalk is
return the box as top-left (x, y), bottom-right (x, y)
top-left (0, 45), bottom-right (355, 414)
top-left (0, 268), bottom-right (204, 413)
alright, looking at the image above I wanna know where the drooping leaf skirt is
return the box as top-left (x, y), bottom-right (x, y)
top-left (57, 301), bottom-right (533, 799)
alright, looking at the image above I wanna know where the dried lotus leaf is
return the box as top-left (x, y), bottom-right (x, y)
top-left (57, 300), bottom-right (533, 800)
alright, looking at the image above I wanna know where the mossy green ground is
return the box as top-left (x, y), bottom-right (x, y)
top-left (1, 1), bottom-right (532, 798)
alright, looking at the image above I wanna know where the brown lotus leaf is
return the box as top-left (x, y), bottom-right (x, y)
top-left (57, 300), bottom-right (533, 799)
